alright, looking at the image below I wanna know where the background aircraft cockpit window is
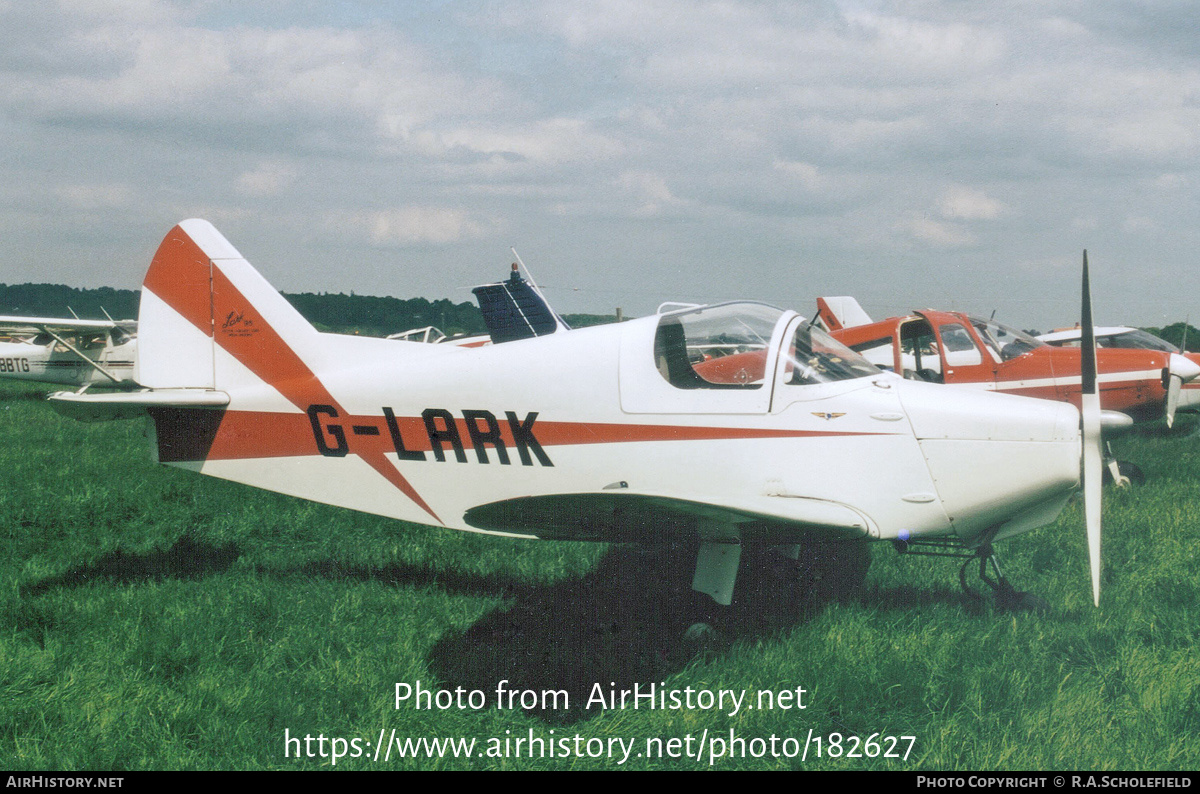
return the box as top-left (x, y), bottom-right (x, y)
top-left (1103, 329), bottom-right (1180, 352)
top-left (654, 303), bottom-right (783, 390)
top-left (970, 317), bottom-right (1045, 361)
top-left (850, 335), bottom-right (895, 371)
top-left (900, 319), bottom-right (942, 382)
top-left (786, 324), bottom-right (879, 385)
top-left (938, 323), bottom-right (983, 366)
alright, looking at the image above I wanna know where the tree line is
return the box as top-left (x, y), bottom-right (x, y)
top-left (0, 283), bottom-right (620, 338)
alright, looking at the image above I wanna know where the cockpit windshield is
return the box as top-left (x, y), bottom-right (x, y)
top-left (970, 317), bottom-right (1045, 361)
top-left (1103, 329), bottom-right (1179, 353)
top-left (786, 324), bottom-right (880, 385)
top-left (656, 303), bottom-right (782, 389)
top-left (653, 304), bottom-right (878, 391)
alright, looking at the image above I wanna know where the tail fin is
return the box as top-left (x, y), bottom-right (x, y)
top-left (136, 219), bottom-right (320, 395)
top-left (471, 263), bottom-right (570, 344)
top-left (54, 219), bottom-right (446, 527)
top-left (814, 296), bottom-right (873, 332)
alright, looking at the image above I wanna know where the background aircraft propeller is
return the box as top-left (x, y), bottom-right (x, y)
top-left (1166, 372), bottom-right (1182, 429)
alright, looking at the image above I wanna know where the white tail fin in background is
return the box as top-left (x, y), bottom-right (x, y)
top-left (814, 296), bottom-right (873, 332)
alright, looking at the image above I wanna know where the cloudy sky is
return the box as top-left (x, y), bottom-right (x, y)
top-left (1, 1), bottom-right (1197, 330)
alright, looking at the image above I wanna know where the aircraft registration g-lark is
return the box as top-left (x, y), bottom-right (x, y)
top-left (815, 298), bottom-right (1200, 429)
top-left (49, 220), bottom-right (1110, 611)
top-left (0, 315), bottom-right (137, 388)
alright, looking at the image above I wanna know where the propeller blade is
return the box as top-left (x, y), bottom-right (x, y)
top-left (1167, 373), bottom-right (1182, 429)
top-left (1080, 251), bottom-right (1102, 607)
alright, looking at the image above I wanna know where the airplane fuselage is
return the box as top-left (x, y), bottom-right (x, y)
top-left (832, 310), bottom-right (1186, 422)
top-left (144, 310), bottom-right (1082, 550)
top-left (0, 337), bottom-right (137, 387)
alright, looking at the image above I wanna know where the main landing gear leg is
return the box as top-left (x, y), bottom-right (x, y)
top-left (959, 544), bottom-right (1049, 613)
top-left (1103, 442), bottom-right (1145, 488)
top-left (685, 535), bottom-right (742, 643)
top-left (691, 540), bottom-right (741, 606)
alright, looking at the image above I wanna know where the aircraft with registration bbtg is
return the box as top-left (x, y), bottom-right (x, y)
top-left (49, 219), bottom-right (1110, 614)
top-left (0, 315), bottom-right (137, 388)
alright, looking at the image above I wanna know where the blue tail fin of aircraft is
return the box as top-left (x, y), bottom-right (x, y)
top-left (471, 264), bottom-right (570, 344)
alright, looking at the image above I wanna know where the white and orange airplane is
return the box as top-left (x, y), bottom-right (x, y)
top-left (0, 315), bottom-right (137, 388)
top-left (49, 220), bottom-right (1110, 610)
top-left (815, 299), bottom-right (1200, 431)
top-left (1037, 325), bottom-right (1200, 420)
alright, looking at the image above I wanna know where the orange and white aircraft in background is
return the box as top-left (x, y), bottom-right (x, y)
top-left (0, 316), bottom-right (137, 388)
top-left (1037, 326), bottom-right (1200, 419)
top-left (49, 220), bottom-right (1111, 610)
top-left (815, 298), bottom-right (1200, 429)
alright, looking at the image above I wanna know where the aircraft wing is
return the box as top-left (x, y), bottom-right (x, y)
top-left (462, 491), bottom-right (873, 543)
top-left (0, 315), bottom-right (131, 335)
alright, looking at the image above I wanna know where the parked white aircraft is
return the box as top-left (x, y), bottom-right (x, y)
top-left (48, 220), bottom-right (1107, 610)
top-left (0, 316), bottom-right (137, 388)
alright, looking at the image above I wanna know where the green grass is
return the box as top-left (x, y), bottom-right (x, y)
top-left (1, 380), bottom-right (1197, 770)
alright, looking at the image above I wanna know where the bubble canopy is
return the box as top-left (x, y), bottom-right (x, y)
top-left (654, 302), bottom-right (879, 390)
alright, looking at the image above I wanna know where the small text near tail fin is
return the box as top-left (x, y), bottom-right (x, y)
top-left (136, 219), bottom-right (320, 394)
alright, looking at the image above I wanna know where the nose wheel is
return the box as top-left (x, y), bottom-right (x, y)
top-left (1103, 458), bottom-right (1145, 487)
top-left (959, 545), bottom-right (1049, 613)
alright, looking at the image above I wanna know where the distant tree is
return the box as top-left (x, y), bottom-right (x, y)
top-left (562, 313), bottom-right (621, 328)
top-left (1145, 322), bottom-right (1200, 352)
top-left (0, 283), bottom-right (139, 319)
top-left (0, 282), bottom-right (486, 337)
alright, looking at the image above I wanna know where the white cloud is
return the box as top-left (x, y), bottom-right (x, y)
top-left (56, 183), bottom-right (134, 209)
top-left (356, 207), bottom-right (497, 246)
top-left (614, 170), bottom-right (678, 217)
top-left (407, 118), bottom-right (623, 165)
top-left (938, 185), bottom-right (1006, 220)
top-left (1, 3), bottom-right (1199, 328)
top-left (900, 214), bottom-right (975, 247)
top-left (236, 161), bottom-right (297, 197)
top-left (1121, 215), bottom-right (1158, 234)
top-left (773, 160), bottom-right (823, 190)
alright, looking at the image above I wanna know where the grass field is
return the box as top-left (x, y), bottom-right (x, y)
top-left (1, 379), bottom-right (1197, 770)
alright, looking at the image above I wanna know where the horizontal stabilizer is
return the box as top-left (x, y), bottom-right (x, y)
top-left (48, 388), bottom-right (229, 422)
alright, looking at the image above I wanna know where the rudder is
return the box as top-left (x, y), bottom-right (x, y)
top-left (136, 219), bottom-right (321, 399)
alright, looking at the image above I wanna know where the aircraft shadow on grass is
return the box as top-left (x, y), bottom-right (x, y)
top-left (23, 535), bottom-right (966, 726)
top-left (22, 534), bottom-right (240, 596)
top-left (415, 542), bottom-right (965, 727)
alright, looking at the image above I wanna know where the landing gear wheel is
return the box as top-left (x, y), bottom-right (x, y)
top-left (683, 622), bottom-right (718, 644)
top-left (959, 545), bottom-right (1050, 614)
top-left (1102, 460), bottom-right (1145, 487)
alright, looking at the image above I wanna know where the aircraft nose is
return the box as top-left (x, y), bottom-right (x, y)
top-left (895, 380), bottom-right (1080, 541)
top-left (897, 378), bottom-right (1079, 444)
top-left (1168, 352), bottom-right (1200, 383)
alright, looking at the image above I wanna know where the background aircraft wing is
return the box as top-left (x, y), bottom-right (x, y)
top-left (0, 315), bottom-right (128, 334)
